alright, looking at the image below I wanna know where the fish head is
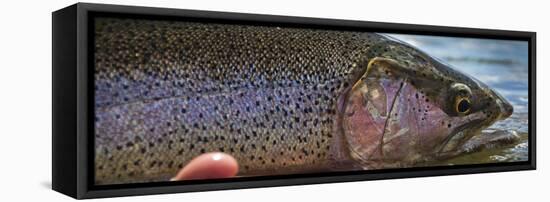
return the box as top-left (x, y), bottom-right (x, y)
top-left (341, 39), bottom-right (513, 168)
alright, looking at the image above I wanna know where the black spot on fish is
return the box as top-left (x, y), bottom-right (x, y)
top-left (168, 161), bottom-right (174, 168)
top-left (125, 142), bottom-right (134, 148)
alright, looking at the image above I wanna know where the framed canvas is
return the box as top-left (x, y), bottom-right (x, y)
top-left (52, 3), bottom-right (536, 199)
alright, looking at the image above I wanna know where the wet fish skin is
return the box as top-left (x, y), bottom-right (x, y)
top-left (94, 18), bottom-right (513, 185)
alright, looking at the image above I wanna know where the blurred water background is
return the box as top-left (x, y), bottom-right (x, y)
top-left (387, 34), bottom-right (529, 165)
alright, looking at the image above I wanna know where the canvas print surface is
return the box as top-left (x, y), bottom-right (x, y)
top-left (93, 17), bottom-right (529, 185)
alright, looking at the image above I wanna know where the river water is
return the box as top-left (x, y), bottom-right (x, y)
top-left (387, 34), bottom-right (529, 165)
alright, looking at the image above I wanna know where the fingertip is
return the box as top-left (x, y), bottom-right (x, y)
top-left (173, 152), bottom-right (239, 181)
top-left (208, 152), bottom-right (239, 177)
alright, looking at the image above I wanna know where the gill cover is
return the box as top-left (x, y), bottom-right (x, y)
top-left (342, 57), bottom-right (408, 167)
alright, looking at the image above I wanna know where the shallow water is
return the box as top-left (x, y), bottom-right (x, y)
top-left (387, 34), bottom-right (529, 165)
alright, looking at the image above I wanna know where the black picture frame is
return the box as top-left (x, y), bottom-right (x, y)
top-left (52, 2), bottom-right (536, 199)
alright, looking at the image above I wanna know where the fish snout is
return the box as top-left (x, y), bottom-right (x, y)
top-left (492, 89), bottom-right (513, 120)
top-left (498, 99), bottom-right (514, 120)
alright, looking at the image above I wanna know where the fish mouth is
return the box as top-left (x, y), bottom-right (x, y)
top-left (435, 117), bottom-right (484, 158)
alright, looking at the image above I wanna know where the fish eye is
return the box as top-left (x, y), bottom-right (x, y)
top-left (455, 97), bottom-right (471, 115)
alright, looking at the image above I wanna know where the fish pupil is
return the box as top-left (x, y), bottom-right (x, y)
top-left (458, 99), bottom-right (471, 113)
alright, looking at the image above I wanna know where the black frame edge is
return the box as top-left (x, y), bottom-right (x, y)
top-left (51, 2), bottom-right (536, 199)
top-left (52, 4), bottom-right (78, 199)
top-left (77, 2), bottom-right (535, 39)
top-left (529, 32), bottom-right (536, 169)
top-left (76, 3), bottom-right (92, 199)
top-left (84, 164), bottom-right (534, 198)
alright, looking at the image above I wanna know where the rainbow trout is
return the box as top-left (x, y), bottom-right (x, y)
top-left (94, 17), bottom-right (514, 185)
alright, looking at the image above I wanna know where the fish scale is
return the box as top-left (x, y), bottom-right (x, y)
top-left (94, 17), bottom-right (388, 184)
